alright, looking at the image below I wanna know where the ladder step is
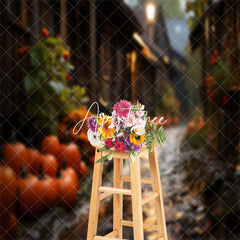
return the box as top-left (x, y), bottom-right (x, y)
top-left (99, 186), bottom-right (132, 195)
top-left (94, 236), bottom-right (127, 240)
top-left (142, 192), bottom-right (159, 205)
top-left (121, 220), bottom-right (159, 231)
top-left (120, 176), bottom-right (152, 185)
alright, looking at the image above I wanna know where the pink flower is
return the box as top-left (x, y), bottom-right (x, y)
top-left (113, 100), bottom-right (131, 118)
top-left (115, 141), bottom-right (125, 152)
top-left (125, 113), bottom-right (136, 127)
top-left (136, 110), bottom-right (144, 117)
top-left (136, 118), bottom-right (145, 127)
top-left (105, 138), bottom-right (114, 148)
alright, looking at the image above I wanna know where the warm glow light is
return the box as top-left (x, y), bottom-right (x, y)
top-left (145, 1), bottom-right (156, 23)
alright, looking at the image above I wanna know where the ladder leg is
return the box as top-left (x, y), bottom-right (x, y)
top-left (113, 158), bottom-right (123, 238)
top-left (87, 150), bottom-right (104, 240)
top-left (149, 147), bottom-right (168, 240)
top-left (130, 156), bottom-right (144, 240)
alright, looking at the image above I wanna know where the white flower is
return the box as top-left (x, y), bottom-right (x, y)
top-left (136, 118), bottom-right (146, 127)
top-left (131, 125), bottom-right (145, 135)
top-left (87, 129), bottom-right (103, 146)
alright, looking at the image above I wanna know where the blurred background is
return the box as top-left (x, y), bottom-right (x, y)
top-left (0, 0), bottom-right (239, 239)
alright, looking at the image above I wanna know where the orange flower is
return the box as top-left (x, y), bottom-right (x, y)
top-left (63, 51), bottom-right (70, 60)
top-left (41, 28), bottom-right (50, 38)
top-left (98, 116), bottom-right (115, 139)
top-left (205, 76), bottom-right (215, 88)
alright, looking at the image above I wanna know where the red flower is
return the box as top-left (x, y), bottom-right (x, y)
top-left (210, 51), bottom-right (220, 64)
top-left (105, 138), bottom-right (114, 148)
top-left (41, 28), bottom-right (50, 38)
top-left (63, 51), bottom-right (70, 60)
top-left (66, 74), bottom-right (72, 81)
top-left (209, 92), bottom-right (216, 102)
top-left (222, 95), bottom-right (229, 106)
top-left (115, 141), bottom-right (125, 152)
top-left (18, 46), bottom-right (29, 56)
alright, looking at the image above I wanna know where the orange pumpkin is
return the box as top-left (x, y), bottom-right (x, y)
top-left (37, 163), bottom-right (58, 209)
top-left (27, 148), bottom-right (41, 174)
top-left (41, 135), bottom-right (60, 159)
top-left (56, 164), bottom-right (78, 208)
top-left (0, 164), bottom-right (16, 214)
top-left (35, 154), bottom-right (58, 177)
top-left (79, 161), bottom-right (88, 178)
top-left (0, 212), bottom-right (18, 240)
top-left (3, 142), bottom-right (30, 176)
top-left (59, 143), bottom-right (81, 174)
top-left (16, 165), bottom-right (40, 216)
top-left (61, 160), bottom-right (78, 183)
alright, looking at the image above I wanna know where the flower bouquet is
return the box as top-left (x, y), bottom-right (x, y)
top-left (87, 100), bottom-right (166, 163)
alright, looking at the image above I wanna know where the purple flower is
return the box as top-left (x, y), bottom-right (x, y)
top-left (125, 135), bottom-right (131, 146)
top-left (88, 116), bottom-right (98, 132)
top-left (132, 144), bottom-right (141, 153)
top-left (124, 145), bottom-right (130, 152)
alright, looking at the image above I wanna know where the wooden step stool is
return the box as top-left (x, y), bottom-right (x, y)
top-left (87, 146), bottom-right (168, 240)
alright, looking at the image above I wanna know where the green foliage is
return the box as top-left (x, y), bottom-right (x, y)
top-left (185, 46), bottom-right (202, 112)
top-left (145, 121), bottom-right (166, 154)
top-left (22, 34), bottom-right (88, 135)
top-left (96, 152), bottom-right (113, 163)
top-left (156, 81), bottom-right (180, 116)
top-left (156, 0), bottom-right (185, 18)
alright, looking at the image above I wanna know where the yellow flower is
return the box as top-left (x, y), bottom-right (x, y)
top-left (98, 115), bottom-right (115, 139)
top-left (129, 133), bottom-right (145, 145)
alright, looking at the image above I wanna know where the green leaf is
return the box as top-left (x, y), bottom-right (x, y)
top-left (30, 49), bottom-right (42, 67)
top-left (96, 152), bottom-right (113, 163)
top-left (99, 146), bottom-right (110, 152)
top-left (45, 37), bottom-right (61, 46)
top-left (24, 75), bottom-right (38, 93)
top-left (48, 80), bottom-right (64, 95)
top-left (106, 152), bottom-right (113, 161)
top-left (129, 151), bottom-right (137, 163)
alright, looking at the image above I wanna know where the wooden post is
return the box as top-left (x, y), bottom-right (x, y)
top-left (0, 0), bottom-right (8, 147)
top-left (60, 0), bottom-right (67, 42)
top-left (149, 147), bottom-right (168, 240)
top-left (130, 51), bottom-right (137, 103)
top-left (87, 150), bottom-right (104, 240)
top-left (113, 158), bottom-right (123, 238)
top-left (130, 156), bottom-right (144, 240)
top-left (89, 0), bottom-right (98, 101)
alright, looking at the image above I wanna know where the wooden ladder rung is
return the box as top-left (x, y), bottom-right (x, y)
top-left (121, 220), bottom-right (159, 231)
top-left (120, 176), bottom-right (152, 185)
top-left (99, 192), bottom-right (112, 201)
top-left (142, 192), bottom-right (159, 205)
top-left (94, 236), bottom-right (127, 240)
top-left (99, 186), bottom-right (132, 195)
